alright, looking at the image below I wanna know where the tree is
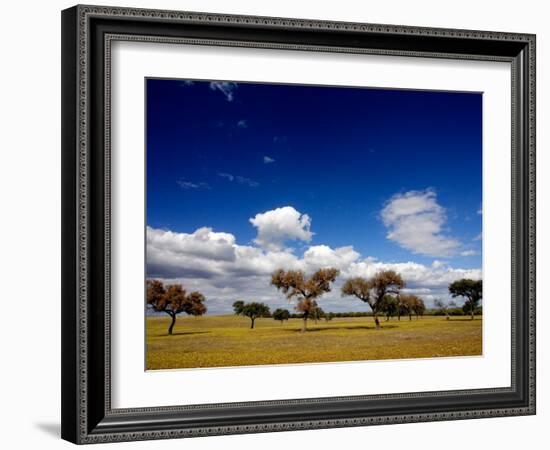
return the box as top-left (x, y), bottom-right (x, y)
top-left (313, 307), bottom-right (325, 323)
top-left (449, 279), bottom-right (482, 320)
top-left (379, 295), bottom-right (399, 321)
top-left (341, 270), bottom-right (405, 328)
top-left (410, 295), bottom-right (425, 319)
top-left (397, 294), bottom-right (425, 320)
top-left (273, 308), bottom-right (290, 324)
top-left (233, 301), bottom-right (270, 329)
top-left (232, 300), bottom-right (245, 315)
top-left (188, 293), bottom-right (208, 317)
top-left (396, 295), bottom-right (407, 321)
top-left (463, 302), bottom-right (483, 316)
top-left (271, 268), bottom-right (339, 332)
top-left (146, 279), bottom-right (207, 335)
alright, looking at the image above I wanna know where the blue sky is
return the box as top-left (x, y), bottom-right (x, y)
top-left (146, 78), bottom-right (482, 313)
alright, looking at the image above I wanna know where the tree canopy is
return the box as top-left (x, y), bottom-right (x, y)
top-left (379, 294), bottom-right (399, 320)
top-left (397, 294), bottom-right (425, 320)
top-left (448, 279), bottom-right (482, 320)
top-left (233, 301), bottom-right (271, 329)
top-left (341, 270), bottom-right (405, 328)
top-left (272, 308), bottom-right (291, 323)
top-left (271, 268), bottom-right (339, 332)
top-left (146, 279), bottom-right (207, 335)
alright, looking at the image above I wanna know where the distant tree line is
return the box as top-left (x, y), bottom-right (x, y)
top-left (269, 305), bottom-right (481, 319)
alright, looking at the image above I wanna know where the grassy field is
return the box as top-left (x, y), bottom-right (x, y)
top-left (146, 314), bottom-right (482, 370)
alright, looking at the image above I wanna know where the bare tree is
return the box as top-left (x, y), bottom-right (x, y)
top-left (271, 268), bottom-right (339, 332)
top-left (341, 270), bottom-right (405, 328)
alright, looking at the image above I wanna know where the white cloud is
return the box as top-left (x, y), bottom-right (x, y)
top-left (263, 156), bottom-right (275, 164)
top-left (342, 258), bottom-right (481, 293)
top-left (235, 176), bottom-right (259, 187)
top-left (148, 226), bottom-right (236, 260)
top-left (209, 81), bottom-right (238, 101)
top-left (381, 189), bottom-right (460, 257)
top-left (147, 220), bottom-right (481, 314)
top-left (249, 206), bottom-right (314, 251)
top-left (176, 179), bottom-right (209, 190)
top-left (217, 172), bottom-right (234, 181)
top-left (474, 232), bottom-right (482, 241)
top-left (147, 195), bottom-right (482, 313)
top-left (303, 245), bottom-right (360, 271)
top-left (237, 119), bottom-right (247, 128)
top-left (217, 172), bottom-right (259, 188)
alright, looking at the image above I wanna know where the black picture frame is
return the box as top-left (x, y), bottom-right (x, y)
top-left (61, 4), bottom-right (536, 444)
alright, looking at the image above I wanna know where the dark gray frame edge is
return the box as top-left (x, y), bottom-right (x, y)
top-left (61, 4), bottom-right (536, 444)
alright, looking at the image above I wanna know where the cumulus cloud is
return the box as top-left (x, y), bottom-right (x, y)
top-left (209, 81), bottom-right (238, 101)
top-left (303, 245), bottom-right (360, 271)
top-left (147, 219), bottom-right (481, 314)
top-left (263, 155), bottom-right (275, 164)
top-left (381, 189), bottom-right (460, 257)
top-left (237, 119), bottom-right (247, 128)
top-left (147, 226), bottom-right (237, 276)
top-left (343, 258), bottom-right (480, 289)
top-left (249, 206), bottom-right (314, 251)
top-left (147, 196), bottom-right (481, 313)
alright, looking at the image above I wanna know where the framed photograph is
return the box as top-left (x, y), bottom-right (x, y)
top-left (61, 5), bottom-right (536, 444)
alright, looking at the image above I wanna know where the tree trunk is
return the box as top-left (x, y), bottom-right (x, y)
top-left (471, 304), bottom-right (475, 320)
top-left (301, 316), bottom-right (308, 332)
top-left (167, 312), bottom-right (177, 335)
top-left (409, 314), bottom-right (412, 321)
top-left (250, 317), bottom-right (255, 329)
top-left (374, 313), bottom-right (381, 329)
